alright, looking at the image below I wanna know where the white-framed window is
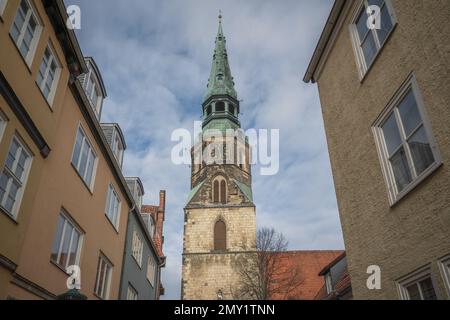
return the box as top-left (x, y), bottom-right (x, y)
top-left (131, 230), bottom-right (143, 268)
top-left (71, 125), bottom-right (98, 190)
top-left (111, 131), bottom-right (124, 167)
top-left (0, 111), bottom-right (8, 142)
top-left (0, 136), bottom-right (32, 219)
top-left (438, 255), bottom-right (450, 298)
top-left (9, 0), bottom-right (42, 66)
top-left (0, 0), bottom-right (7, 17)
top-left (36, 44), bottom-right (61, 105)
top-left (136, 188), bottom-right (143, 211)
top-left (94, 253), bottom-right (112, 300)
top-left (84, 71), bottom-right (102, 116)
top-left (350, 0), bottom-right (396, 78)
top-left (50, 211), bottom-right (84, 270)
top-left (126, 284), bottom-right (138, 301)
top-left (141, 214), bottom-right (155, 238)
top-left (372, 75), bottom-right (441, 205)
top-left (105, 184), bottom-right (121, 230)
top-left (148, 215), bottom-right (155, 238)
top-left (325, 272), bottom-right (333, 294)
top-left (397, 267), bottom-right (438, 300)
top-left (146, 256), bottom-right (156, 287)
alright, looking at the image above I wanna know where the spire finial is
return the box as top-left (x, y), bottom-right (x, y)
top-left (218, 10), bottom-right (222, 22)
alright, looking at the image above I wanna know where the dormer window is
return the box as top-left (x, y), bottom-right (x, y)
top-left (85, 73), bottom-right (101, 115)
top-left (149, 215), bottom-right (155, 238)
top-left (125, 177), bottom-right (144, 212)
top-left (325, 272), bottom-right (333, 294)
top-left (78, 58), bottom-right (107, 120)
top-left (140, 213), bottom-right (155, 239)
top-left (101, 124), bottom-right (126, 168)
top-left (136, 187), bottom-right (143, 211)
top-left (111, 130), bottom-right (124, 167)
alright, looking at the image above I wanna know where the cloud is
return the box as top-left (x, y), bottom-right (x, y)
top-left (68, 0), bottom-right (341, 300)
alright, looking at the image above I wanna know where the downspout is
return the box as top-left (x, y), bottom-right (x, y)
top-left (118, 203), bottom-right (135, 300)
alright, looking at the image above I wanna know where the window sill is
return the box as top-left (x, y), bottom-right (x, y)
top-left (359, 24), bottom-right (398, 84)
top-left (50, 260), bottom-right (70, 276)
top-left (34, 81), bottom-right (55, 113)
top-left (93, 292), bottom-right (105, 300)
top-left (71, 163), bottom-right (94, 195)
top-left (132, 256), bottom-right (143, 270)
top-left (147, 278), bottom-right (155, 288)
top-left (8, 34), bottom-right (33, 75)
top-left (105, 214), bottom-right (120, 234)
top-left (389, 161), bottom-right (443, 208)
top-left (0, 206), bottom-right (19, 224)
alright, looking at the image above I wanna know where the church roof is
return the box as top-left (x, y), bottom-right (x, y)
top-left (203, 14), bottom-right (238, 102)
top-left (234, 179), bottom-right (253, 202)
top-left (186, 180), bottom-right (206, 205)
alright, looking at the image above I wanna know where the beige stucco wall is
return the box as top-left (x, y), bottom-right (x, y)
top-left (0, 0), bottom-right (131, 300)
top-left (315, 0), bottom-right (450, 299)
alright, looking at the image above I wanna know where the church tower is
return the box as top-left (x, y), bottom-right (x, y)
top-left (181, 14), bottom-right (256, 300)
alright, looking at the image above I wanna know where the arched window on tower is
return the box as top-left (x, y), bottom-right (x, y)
top-left (220, 180), bottom-right (226, 204)
top-left (212, 176), bottom-right (227, 204)
top-left (213, 180), bottom-right (220, 203)
top-left (214, 220), bottom-right (226, 251)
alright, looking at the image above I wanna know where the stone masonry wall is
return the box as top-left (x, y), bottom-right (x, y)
top-left (182, 206), bottom-right (256, 300)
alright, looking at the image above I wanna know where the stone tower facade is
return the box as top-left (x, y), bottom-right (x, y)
top-left (181, 15), bottom-right (256, 300)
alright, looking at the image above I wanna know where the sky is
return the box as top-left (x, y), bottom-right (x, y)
top-left (67, 0), bottom-right (343, 300)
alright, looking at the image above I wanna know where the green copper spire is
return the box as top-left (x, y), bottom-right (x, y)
top-left (203, 13), bottom-right (238, 102)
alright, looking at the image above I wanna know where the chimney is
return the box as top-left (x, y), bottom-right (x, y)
top-left (159, 190), bottom-right (166, 213)
top-left (156, 191), bottom-right (166, 250)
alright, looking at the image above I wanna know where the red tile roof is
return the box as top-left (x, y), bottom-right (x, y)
top-left (269, 250), bottom-right (344, 300)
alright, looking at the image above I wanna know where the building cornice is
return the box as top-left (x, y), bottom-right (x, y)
top-left (303, 0), bottom-right (348, 83)
top-left (42, 0), bottom-right (88, 77)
